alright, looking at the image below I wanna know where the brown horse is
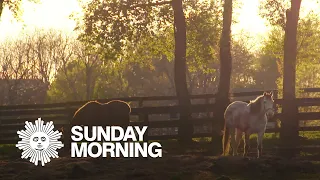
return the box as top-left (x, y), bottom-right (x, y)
top-left (71, 100), bottom-right (131, 127)
top-left (62, 100), bottom-right (131, 154)
top-left (103, 100), bottom-right (131, 127)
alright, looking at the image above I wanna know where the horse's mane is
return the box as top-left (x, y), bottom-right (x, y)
top-left (248, 92), bottom-right (274, 114)
top-left (248, 95), bottom-right (263, 114)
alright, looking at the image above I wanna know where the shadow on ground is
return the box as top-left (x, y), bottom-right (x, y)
top-left (1, 134), bottom-right (320, 180)
top-left (0, 155), bottom-right (320, 180)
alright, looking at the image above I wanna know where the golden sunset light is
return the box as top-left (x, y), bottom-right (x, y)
top-left (1, 0), bottom-right (319, 42)
top-left (0, 0), bottom-right (270, 44)
top-left (0, 0), bottom-right (81, 41)
top-left (2, 0), bottom-right (320, 178)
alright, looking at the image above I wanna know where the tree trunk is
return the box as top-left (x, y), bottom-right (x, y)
top-left (212, 0), bottom-right (233, 154)
top-left (280, 0), bottom-right (302, 158)
top-left (172, 0), bottom-right (193, 144)
top-left (0, 1), bottom-right (4, 18)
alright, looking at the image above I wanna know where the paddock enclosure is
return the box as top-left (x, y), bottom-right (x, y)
top-left (1, 88), bottom-right (320, 149)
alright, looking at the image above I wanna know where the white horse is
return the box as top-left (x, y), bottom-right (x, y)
top-left (222, 92), bottom-right (275, 158)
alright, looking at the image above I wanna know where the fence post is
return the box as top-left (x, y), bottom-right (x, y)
top-left (138, 100), bottom-right (149, 141)
top-left (63, 105), bottom-right (74, 155)
top-left (143, 113), bottom-right (149, 142)
top-left (138, 100), bottom-right (144, 122)
top-left (273, 90), bottom-right (280, 137)
top-left (0, 106), bottom-right (2, 141)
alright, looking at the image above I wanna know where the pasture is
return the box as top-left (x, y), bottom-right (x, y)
top-left (1, 89), bottom-right (320, 179)
top-left (1, 134), bottom-right (320, 180)
top-left (1, 0), bottom-right (319, 179)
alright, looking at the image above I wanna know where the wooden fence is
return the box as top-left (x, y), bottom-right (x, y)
top-left (1, 88), bottom-right (320, 144)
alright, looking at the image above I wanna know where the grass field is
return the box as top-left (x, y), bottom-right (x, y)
top-left (0, 131), bottom-right (320, 180)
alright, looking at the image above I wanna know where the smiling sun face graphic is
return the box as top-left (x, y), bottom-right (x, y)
top-left (30, 132), bottom-right (50, 151)
top-left (16, 118), bottom-right (64, 166)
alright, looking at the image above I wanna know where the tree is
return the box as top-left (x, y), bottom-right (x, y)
top-left (281, 0), bottom-right (302, 157)
top-left (215, 0), bottom-right (233, 153)
top-left (0, 0), bottom-right (39, 19)
top-left (170, 0), bottom-right (193, 144)
top-left (230, 37), bottom-right (258, 89)
top-left (259, 12), bottom-right (320, 92)
top-left (0, 38), bottom-right (34, 104)
top-left (76, 0), bottom-right (216, 144)
top-left (0, 29), bottom-right (78, 104)
top-left (73, 41), bottom-right (102, 100)
top-left (254, 54), bottom-right (280, 90)
top-left (259, 0), bottom-right (290, 31)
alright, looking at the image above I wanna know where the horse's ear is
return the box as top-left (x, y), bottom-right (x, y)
top-left (270, 91), bottom-right (273, 96)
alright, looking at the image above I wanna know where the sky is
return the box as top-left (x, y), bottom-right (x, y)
top-left (0, 0), bottom-right (319, 50)
top-left (0, 0), bottom-right (81, 41)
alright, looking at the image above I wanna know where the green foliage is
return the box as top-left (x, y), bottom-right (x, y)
top-left (47, 3), bottom-right (260, 101)
top-left (76, 0), bottom-right (173, 59)
top-left (185, 0), bottom-right (222, 75)
top-left (253, 53), bottom-right (280, 90)
top-left (0, 0), bottom-right (40, 20)
top-left (67, 0), bottom-right (263, 99)
top-left (0, 1), bottom-right (275, 103)
top-left (230, 36), bottom-right (258, 89)
top-left (259, 0), bottom-right (290, 30)
top-left (260, 12), bottom-right (320, 98)
top-left (47, 56), bottom-right (131, 102)
top-left (47, 60), bottom-right (87, 102)
top-left (259, 27), bottom-right (284, 91)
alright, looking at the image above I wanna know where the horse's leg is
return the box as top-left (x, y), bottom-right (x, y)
top-left (235, 129), bottom-right (243, 156)
top-left (243, 132), bottom-right (250, 157)
top-left (230, 128), bottom-right (237, 156)
top-left (257, 131), bottom-right (264, 158)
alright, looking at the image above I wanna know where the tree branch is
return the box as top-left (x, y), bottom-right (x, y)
top-left (128, 1), bottom-right (172, 9)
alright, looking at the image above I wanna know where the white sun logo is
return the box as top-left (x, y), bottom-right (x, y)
top-left (16, 117), bottom-right (64, 166)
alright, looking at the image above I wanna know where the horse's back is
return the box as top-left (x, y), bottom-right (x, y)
top-left (72, 101), bottom-right (104, 125)
top-left (71, 99), bottom-right (131, 127)
top-left (224, 101), bottom-right (249, 127)
top-left (106, 100), bottom-right (131, 126)
top-left (224, 101), bottom-right (248, 115)
top-left (107, 100), bottom-right (131, 112)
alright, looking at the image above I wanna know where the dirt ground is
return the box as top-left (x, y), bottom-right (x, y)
top-left (1, 154), bottom-right (320, 180)
top-left (1, 137), bottom-right (320, 180)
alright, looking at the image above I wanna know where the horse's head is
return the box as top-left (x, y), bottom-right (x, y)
top-left (262, 91), bottom-right (275, 119)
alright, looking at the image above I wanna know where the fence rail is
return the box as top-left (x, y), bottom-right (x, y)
top-left (1, 88), bottom-right (320, 144)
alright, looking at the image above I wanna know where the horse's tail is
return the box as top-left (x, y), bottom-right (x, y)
top-left (222, 116), bottom-right (231, 156)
